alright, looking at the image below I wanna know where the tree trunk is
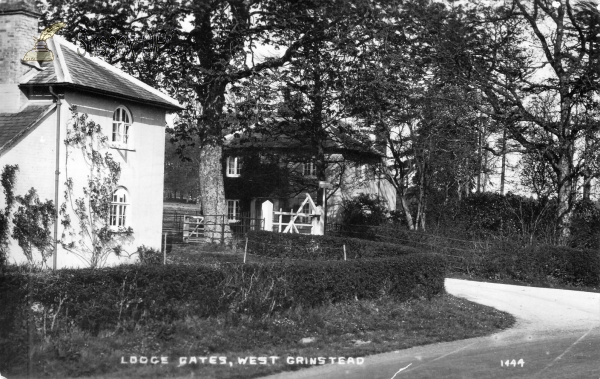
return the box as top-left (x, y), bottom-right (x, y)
top-left (415, 167), bottom-right (427, 230)
top-left (500, 127), bottom-right (506, 195)
top-left (198, 145), bottom-right (231, 244)
top-left (556, 156), bottom-right (572, 244)
top-left (399, 193), bottom-right (415, 230)
top-left (583, 134), bottom-right (591, 201)
top-left (583, 177), bottom-right (591, 201)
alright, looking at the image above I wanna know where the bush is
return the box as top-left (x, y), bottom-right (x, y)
top-left (223, 254), bottom-right (446, 316)
top-left (0, 252), bottom-right (445, 336)
top-left (340, 193), bottom-right (389, 226)
top-left (428, 192), bottom-right (557, 242)
top-left (0, 265), bottom-right (225, 336)
top-left (136, 245), bottom-right (163, 265)
top-left (569, 199), bottom-right (600, 249)
top-left (244, 230), bottom-right (423, 260)
top-left (449, 242), bottom-right (600, 288)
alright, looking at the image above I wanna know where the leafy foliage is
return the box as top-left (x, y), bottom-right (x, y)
top-left (0, 254), bottom-right (445, 342)
top-left (340, 193), bottom-right (390, 227)
top-left (451, 242), bottom-right (600, 288)
top-left (244, 230), bottom-right (422, 260)
top-left (163, 133), bottom-right (199, 202)
top-left (0, 265), bottom-right (225, 341)
top-left (11, 188), bottom-right (56, 267)
top-left (430, 192), bottom-right (557, 242)
top-left (60, 106), bottom-right (133, 268)
top-left (569, 199), bottom-right (600, 249)
top-left (0, 164), bottom-right (18, 270)
top-left (223, 255), bottom-right (446, 317)
top-left (136, 245), bottom-right (163, 265)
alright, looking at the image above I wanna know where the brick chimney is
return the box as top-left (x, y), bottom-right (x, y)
top-left (0, 0), bottom-right (41, 112)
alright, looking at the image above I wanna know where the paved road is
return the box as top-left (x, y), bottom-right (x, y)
top-left (260, 279), bottom-right (600, 379)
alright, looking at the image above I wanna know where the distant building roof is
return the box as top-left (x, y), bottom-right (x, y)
top-left (21, 36), bottom-right (184, 111)
top-left (224, 120), bottom-right (384, 163)
top-left (0, 102), bottom-right (55, 155)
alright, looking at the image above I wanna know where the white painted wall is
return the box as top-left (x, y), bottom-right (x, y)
top-left (0, 91), bottom-right (166, 268)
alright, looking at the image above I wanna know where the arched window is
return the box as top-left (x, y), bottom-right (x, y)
top-left (112, 106), bottom-right (132, 147)
top-left (110, 188), bottom-right (129, 228)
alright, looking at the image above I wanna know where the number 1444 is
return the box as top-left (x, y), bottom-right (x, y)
top-left (501, 359), bottom-right (524, 367)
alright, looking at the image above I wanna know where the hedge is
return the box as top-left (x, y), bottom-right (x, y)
top-left (447, 242), bottom-right (600, 287)
top-left (223, 253), bottom-right (446, 315)
top-left (244, 230), bottom-right (424, 260)
top-left (0, 265), bottom-right (225, 337)
top-left (0, 253), bottom-right (445, 333)
top-left (0, 254), bottom-right (445, 372)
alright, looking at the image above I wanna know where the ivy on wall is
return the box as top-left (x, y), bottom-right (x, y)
top-left (0, 164), bottom-right (18, 269)
top-left (60, 106), bottom-right (133, 268)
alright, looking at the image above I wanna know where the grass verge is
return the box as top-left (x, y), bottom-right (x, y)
top-left (9, 293), bottom-right (514, 379)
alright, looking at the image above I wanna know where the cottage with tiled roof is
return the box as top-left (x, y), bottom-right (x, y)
top-left (221, 122), bottom-right (396, 234)
top-left (0, 0), bottom-right (183, 268)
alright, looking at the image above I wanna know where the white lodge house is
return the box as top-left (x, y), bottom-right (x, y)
top-left (0, 0), bottom-right (183, 267)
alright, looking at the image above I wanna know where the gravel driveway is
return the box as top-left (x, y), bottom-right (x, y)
top-left (260, 278), bottom-right (600, 379)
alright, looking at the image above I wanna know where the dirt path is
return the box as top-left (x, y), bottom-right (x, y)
top-left (260, 279), bottom-right (600, 379)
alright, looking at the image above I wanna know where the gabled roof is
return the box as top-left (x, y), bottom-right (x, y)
top-left (224, 122), bottom-right (384, 163)
top-left (21, 36), bottom-right (184, 111)
top-left (0, 102), bottom-right (56, 155)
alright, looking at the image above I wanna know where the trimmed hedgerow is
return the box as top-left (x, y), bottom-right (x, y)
top-left (0, 265), bottom-right (225, 337)
top-left (0, 253), bottom-right (445, 338)
top-left (449, 241), bottom-right (600, 288)
top-left (244, 230), bottom-right (423, 260)
top-left (222, 253), bottom-right (446, 316)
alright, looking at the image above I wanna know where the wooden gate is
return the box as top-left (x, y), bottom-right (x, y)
top-left (272, 194), bottom-right (322, 234)
top-left (182, 215), bottom-right (204, 242)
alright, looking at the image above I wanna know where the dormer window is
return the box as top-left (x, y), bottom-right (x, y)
top-left (112, 106), bottom-right (132, 147)
top-left (227, 156), bottom-right (241, 177)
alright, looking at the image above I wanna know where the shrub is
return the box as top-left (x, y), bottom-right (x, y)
top-left (340, 193), bottom-right (389, 228)
top-left (569, 199), bottom-right (600, 250)
top-left (0, 265), bottom-right (225, 337)
top-left (448, 242), bottom-right (600, 288)
top-left (244, 230), bottom-right (423, 260)
top-left (136, 245), bottom-right (163, 265)
top-left (428, 192), bottom-right (557, 243)
top-left (222, 254), bottom-right (446, 316)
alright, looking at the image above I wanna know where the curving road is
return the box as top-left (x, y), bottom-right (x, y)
top-left (260, 279), bottom-right (600, 379)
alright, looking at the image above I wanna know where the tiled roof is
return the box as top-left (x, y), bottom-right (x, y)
top-left (224, 125), bottom-right (384, 162)
top-left (23, 37), bottom-right (183, 111)
top-left (0, 103), bottom-right (55, 155)
top-left (25, 62), bottom-right (57, 83)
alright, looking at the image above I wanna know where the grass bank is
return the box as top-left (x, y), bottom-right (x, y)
top-left (8, 293), bottom-right (514, 379)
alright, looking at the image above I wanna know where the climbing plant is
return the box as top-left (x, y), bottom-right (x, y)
top-left (0, 164), bottom-right (18, 269)
top-left (60, 106), bottom-right (133, 268)
top-left (12, 188), bottom-right (56, 268)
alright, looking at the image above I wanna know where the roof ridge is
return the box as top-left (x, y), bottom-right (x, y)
top-left (55, 36), bottom-right (183, 110)
top-left (52, 37), bottom-right (71, 83)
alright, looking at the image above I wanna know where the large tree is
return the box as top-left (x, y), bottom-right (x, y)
top-left (440, 0), bottom-right (600, 240)
top-left (344, 0), bottom-right (487, 230)
top-left (41, 0), bottom-right (383, 240)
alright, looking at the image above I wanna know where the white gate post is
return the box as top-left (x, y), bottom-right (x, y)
top-left (311, 205), bottom-right (324, 235)
top-left (262, 200), bottom-right (273, 232)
